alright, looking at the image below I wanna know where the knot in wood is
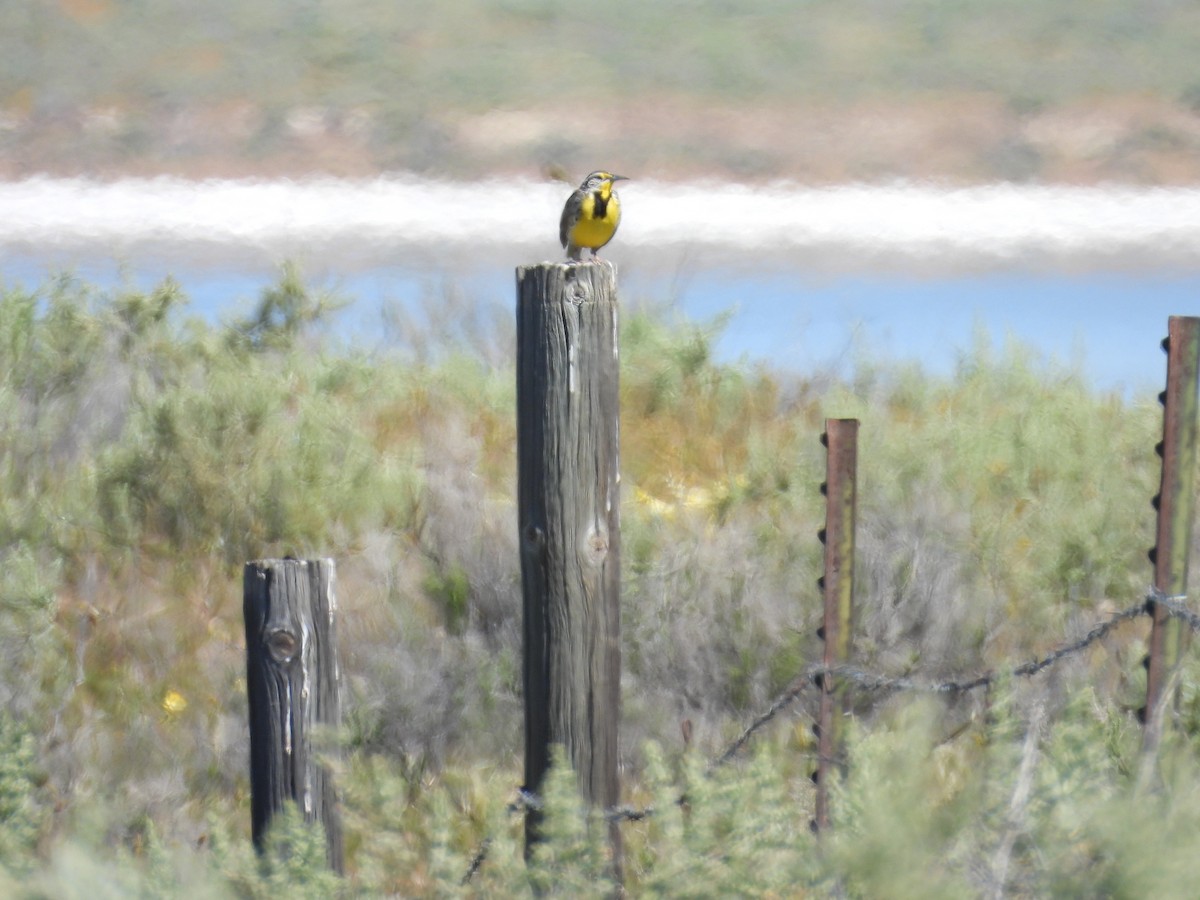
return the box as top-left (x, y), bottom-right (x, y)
top-left (523, 523), bottom-right (546, 550)
top-left (584, 526), bottom-right (609, 565)
top-left (266, 628), bottom-right (298, 663)
top-left (565, 275), bottom-right (590, 306)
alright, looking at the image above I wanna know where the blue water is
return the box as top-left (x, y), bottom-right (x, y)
top-left (3, 253), bottom-right (1199, 396)
top-left (666, 267), bottom-right (1200, 395)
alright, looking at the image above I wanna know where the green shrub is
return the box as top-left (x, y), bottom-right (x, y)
top-left (0, 271), bottom-right (1192, 896)
top-left (0, 714), bottom-right (44, 876)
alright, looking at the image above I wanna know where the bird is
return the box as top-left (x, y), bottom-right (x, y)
top-left (559, 170), bottom-right (629, 261)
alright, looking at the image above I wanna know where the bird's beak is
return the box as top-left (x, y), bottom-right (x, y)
top-left (611, 174), bottom-right (630, 183)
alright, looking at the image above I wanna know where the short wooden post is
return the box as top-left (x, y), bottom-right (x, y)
top-left (244, 558), bottom-right (344, 874)
top-left (813, 419), bottom-right (858, 833)
top-left (1143, 317), bottom-right (1200, 752)
top-left (516, 262), bottom-right (622, 865)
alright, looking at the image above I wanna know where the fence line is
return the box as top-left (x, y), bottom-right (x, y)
top-left (461, 587), bottom-right (1192, 884)
top-left (707, 588), bottom-right (1177, 770)
top-left (458, 312), bottom-right (1200, 886)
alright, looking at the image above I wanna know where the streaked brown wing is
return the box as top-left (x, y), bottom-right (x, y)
top-left (559, 189), bottom-right (583, 248)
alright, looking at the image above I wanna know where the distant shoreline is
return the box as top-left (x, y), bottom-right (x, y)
top-left (2, 177), bottom-right (1200, 276)
top-left (2, 177), bottom-right (1198, 395)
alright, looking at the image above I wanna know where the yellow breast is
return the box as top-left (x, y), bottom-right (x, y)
top-left (569, 189), bottom-right (622, 249)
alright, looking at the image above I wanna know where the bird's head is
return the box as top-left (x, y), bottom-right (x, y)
top-left (580, 170), bottom-right (629, 193)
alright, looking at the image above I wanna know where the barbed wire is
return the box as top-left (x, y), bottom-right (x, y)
top-left (709, 679), bottom-right (813, 770)
top-left (1152, 590), bottom-right (1200, 630)
top-left (606, 804), bottom-right (656, 823)
top-left (706, 593), bottom-right (1161, 771)
top-left (460, 838), bottom-right (491, 886)
top-left (462, 587), bottom-right (1194, 884)
top-left (829, 598), bottom-right (1150, 695)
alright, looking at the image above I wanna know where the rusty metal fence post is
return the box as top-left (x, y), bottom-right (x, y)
top-left (813, 418), bottom-right (858, 832)
top-left (1143, 316), bottom-right (1200, 754)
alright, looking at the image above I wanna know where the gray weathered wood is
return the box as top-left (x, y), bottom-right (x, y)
top-left (243, 557), bottom-right (344, 873)
top-left (516, 261), bottom-right (622, 862)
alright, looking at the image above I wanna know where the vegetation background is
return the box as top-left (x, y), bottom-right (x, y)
top-left (1, 1), bottom-right (1199, 896)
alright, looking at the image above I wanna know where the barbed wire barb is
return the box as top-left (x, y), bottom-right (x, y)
top-left (1149, 587), bottom-right (1200, 630)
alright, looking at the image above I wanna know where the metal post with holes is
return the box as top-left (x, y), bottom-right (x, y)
top-left (1143, 317), bottom-right (1200, 751)
top-left (244, 557), bottom-right (344, 873)
top-left (516, 262), bottom-right (622, 871)
top-left (813, 419), bottom-right (858, 832)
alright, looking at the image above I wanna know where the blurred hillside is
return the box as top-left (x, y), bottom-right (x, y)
top-left (3, 0), bottom-right (1200, 183)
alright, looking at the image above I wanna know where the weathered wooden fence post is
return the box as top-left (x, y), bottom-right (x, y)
top-left (244, 557), bottom-right (344, 873)
top-left (813, 418), bottom-right (858, 833)
top-left (516, 261), bottom-right (622, 867)
top-left (1143, 317), bottom-right (1200, 754)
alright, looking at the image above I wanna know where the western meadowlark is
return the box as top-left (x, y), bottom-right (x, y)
top-left (559, 170), bottom-right (629, 261)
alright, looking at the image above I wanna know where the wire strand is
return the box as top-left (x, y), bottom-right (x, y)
top-left (462, 589), bottom-right (1196, 884)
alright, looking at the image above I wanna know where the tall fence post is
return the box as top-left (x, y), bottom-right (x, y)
top-left (243, 557), bottom-right (344, 874)
top-left (1143, 317), bottom-right (1200, 753)
top-left (516, 262), bottom-right (622, 869)
top-left (813, 418), bottom-right (858, 832)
